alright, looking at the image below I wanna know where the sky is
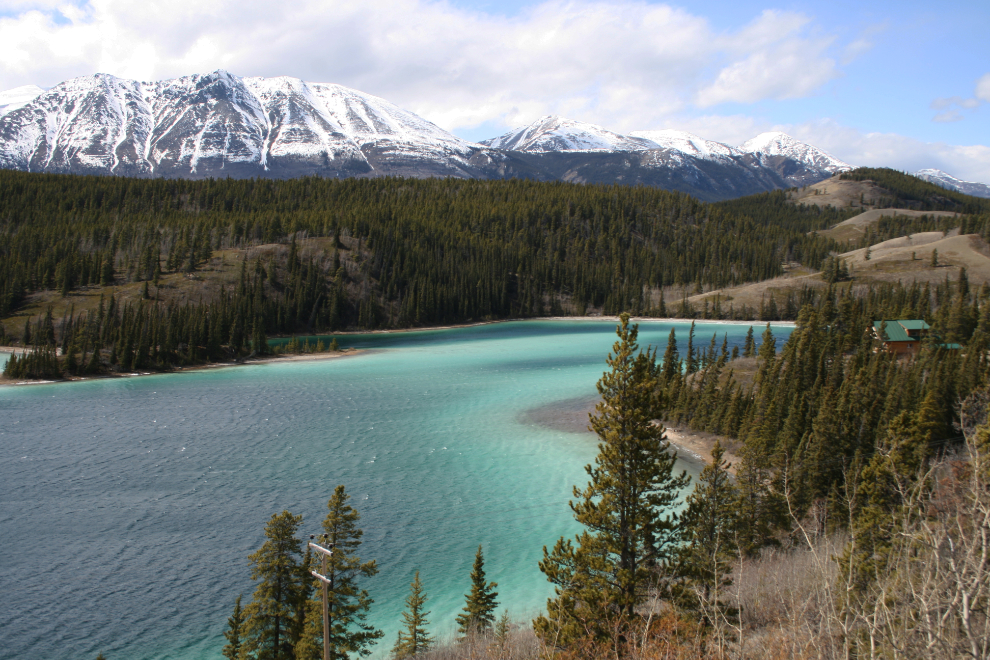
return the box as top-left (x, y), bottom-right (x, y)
top-left (0, 0), bottom-right (988, 182)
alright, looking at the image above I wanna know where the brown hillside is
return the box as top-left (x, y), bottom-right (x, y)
top-left (790, 175), bottom-right (887, 209)
top-left (817, 208), bottom-right (962, 244)
top-left (688, 232), bottom-right (990, 310)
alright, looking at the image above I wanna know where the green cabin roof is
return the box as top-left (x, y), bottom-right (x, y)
top-left (873, 320), bottom-right (928, 343)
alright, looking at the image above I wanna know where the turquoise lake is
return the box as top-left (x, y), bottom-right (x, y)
top-left (0, 319), bottom-right (792, 659)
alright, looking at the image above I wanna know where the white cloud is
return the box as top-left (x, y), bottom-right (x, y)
top-left (786, 119), bottom-right (990, 184)
top-left (696, 10), bottom-right (840, 107)
top-left (933, 109), bottom-right (964, 123)
top-left (929, 74), bottom-right (990, 122)
top-left (0, 0), bottom-right (848, 134)
top-left (976, 73), bottom-right (990, 102)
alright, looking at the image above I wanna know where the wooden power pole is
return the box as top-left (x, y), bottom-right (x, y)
top-left (309, 535), bottom-right (335, 660)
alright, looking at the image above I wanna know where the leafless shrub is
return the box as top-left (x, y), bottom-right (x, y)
top-left (415, 623), bottom-right (540, 660)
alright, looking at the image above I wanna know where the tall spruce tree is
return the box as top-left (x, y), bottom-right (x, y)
top-left (455, 545), bottom-right (499, 635)
top-left (223, 595), bottom-right (245, 660)
top-left (534, 313), bottom-right (690, 648)
top-left (392, 572), bottom-right (433, 658)
top-left (296, 486), bottom-right (382, 660)
top-left (242, 510), bottom-right (306, 660)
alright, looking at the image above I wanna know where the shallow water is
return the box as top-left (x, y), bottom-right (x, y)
top-left (0, 320), bottom-right (791, 659)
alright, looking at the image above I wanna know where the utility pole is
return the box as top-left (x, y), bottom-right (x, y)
top-left (309, 534), bottom-right (335, 660)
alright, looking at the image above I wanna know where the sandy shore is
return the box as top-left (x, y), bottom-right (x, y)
top-left (664, 425), bottom-right (741, 474)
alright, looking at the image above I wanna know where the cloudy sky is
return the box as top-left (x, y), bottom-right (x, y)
top-left (1, 0), bottom-right (988, 182)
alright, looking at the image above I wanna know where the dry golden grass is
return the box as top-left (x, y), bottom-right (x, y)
top-left (788, 176), bottom-right (885, 210)
top-left (816, 208), bottom-right (962, 245)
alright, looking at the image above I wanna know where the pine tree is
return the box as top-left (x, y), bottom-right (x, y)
top-left (676, 441), bottom-right (738, 624)
top-left (534, 314), bottom-right (690, 648)
top-left (392, 572), bottom-right (432, 658)
top-left (455, 545), bottom-right (499, 635)
top-left (660, 328), bottom-right (679, 383)
top-left (223, 594), bottom-right (245, 660)
top-left (242, 510), bottom-right (306, 660)
top-left (296, 486), bottom-right (382, 660)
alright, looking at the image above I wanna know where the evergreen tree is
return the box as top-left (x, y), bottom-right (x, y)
top-left (223, 595), bottom-right (245, 660)
top-left (742, 326), bottom-right (755, 358)
top-left (493, 611), bottom-right (511, 655)
top-left (242, 510), bottom-right (306, 660)
top-left (534, 314), bottom-right (690, 648)
top-left (297, 486), bottom-right (382, 660)
top-left (392, 572), bottom-right (432, 658)
top-left (455, 545), bottom-right (499, 635)
top-left (676, 441), bottom-right (738, 624)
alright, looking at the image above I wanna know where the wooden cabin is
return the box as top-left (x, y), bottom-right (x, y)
top-left (873, 320), bottom-right (929, 356)
top-left (873, 320), bottom-right (961, 355)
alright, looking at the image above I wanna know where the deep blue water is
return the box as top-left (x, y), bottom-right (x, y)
top-left (0, 319), bottom-right (791, 659)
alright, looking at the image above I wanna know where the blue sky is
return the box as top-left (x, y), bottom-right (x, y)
top-left (0, 0), bottom-right (987, 181)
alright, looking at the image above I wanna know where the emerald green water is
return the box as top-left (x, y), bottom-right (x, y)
top-left (0, 320), bottom-right (791, 659)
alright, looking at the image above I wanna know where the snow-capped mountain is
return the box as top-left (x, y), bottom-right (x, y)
top-left (914, 169), bottom-right (990, 199)
top-left (483, 116), bottom-right (846, 189)
top-left (481, 116), bottom-right (655, 152)
top-left (0, 71), bottom-right (484, 179)
top-left (739, 132), bottom-right (851, 174)
top-left (0, 70), bottom-right (868, 200)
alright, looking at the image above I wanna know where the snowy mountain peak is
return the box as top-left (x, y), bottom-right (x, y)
top-left (481, 115), bottom-right (655, 153)
top-left (0, 84), bottom-right (45, 117)
top-left (739, 132), bottom-right (851, 173)
top-left (914, 169), bottom-right (990, 199)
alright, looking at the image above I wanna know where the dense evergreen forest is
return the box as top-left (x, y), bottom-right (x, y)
top-left (657, 276), bottom-right (988, 536)
top-left (0, 170), bottom-right (844, 377)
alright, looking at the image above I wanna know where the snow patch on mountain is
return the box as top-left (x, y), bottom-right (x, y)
top-left (629, 129), bottom-right (739, 161)
top-left (739, 132), bottom-right (851, 173)
top-left (482, 116), bottom-right (655, 153)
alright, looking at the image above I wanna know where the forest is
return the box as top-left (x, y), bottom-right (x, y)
top-left (0, 169), bottom-right (849, 377)
top-left (5, 167), bottom-right (989, 380)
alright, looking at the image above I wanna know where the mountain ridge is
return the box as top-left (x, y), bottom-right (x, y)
top-left (0, 70), bottom-right (983, 201)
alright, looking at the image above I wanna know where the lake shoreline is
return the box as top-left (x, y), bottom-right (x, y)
top-left (0, 316), bottom-right (794, 387)
top-left (0, 348), bottom-right (365, 387)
